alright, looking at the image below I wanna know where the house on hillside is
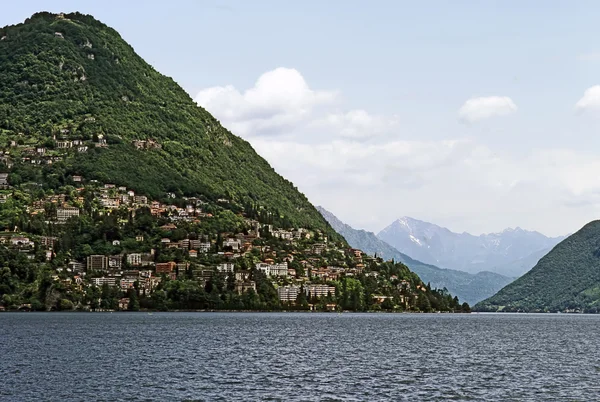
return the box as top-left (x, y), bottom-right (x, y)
top-left (0, 173), bottom-right (8, 189)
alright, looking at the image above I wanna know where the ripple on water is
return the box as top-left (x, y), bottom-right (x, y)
top-left (1, 313), bottom-right (600, 401)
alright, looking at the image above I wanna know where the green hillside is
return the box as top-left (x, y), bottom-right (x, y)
top-left (0, 12), bottom-right (340, 239)
top-left (0, 12), bottom-right (472, 313)
top-left (475, 220), bottom-right (600, 313)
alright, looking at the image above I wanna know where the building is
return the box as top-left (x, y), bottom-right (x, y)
top-left (312, 243), bottom-right (326, 255)
top-left (40, 236), bottom-right (58, 248)
top-left (120, 278), bottom-right (137, 290)
top-left (192, 240), bottom-right (211, 253)
top-left (235, 270), bottom-right (251, 281)
top-left (217, 262), bottom-right (234, 273)
top-left (0, 173), bottom-right (8, 188)
top-left (68, 261), bottom-right (85, 272)
top-left (91, 277), bottom-right (116, 287)
top-left (10, 236), bottom-right (33, 247)
top-left (277, 285), bottom-right (301, 302)
top-left (86, 255), bottom-right (108, 272)
top-left (127, 253), bottom-right (142, 267)
top-left (101, 198), bottom-right (119, 209)
top-left (118, 298), bottom-right (130, 310)
top-left (305, 284), bottom-right (336, 298)
top-left (223, 238), bottom-right (241, 251)
top-left (57, 206), bottom-right (80, 221)
top-left (235, 281), bottom-right (256, 295)
top-left (255, 261), bottom-right (288, 277)
top-left (156, 261), bottom-right (176, 274)
top-left (108, 255), bottom-right (122, 269)
top-left (189, 250), bottom-right (198, 258)
top-left (273, 230), bottom-right (293, 240)
top-left (133, 195), bottom-right (148, 205)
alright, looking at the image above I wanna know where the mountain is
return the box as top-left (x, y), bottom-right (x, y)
top-left (377, 217), bottom-right (565, 276)
top-left (0, 12), bottom-right (471, 314)
top-left (475, 220), bottom-right (600, 313)
top-left (0, 12), bottom-right (340, 240)
top-left (317, 206), bottom-right (513, 304)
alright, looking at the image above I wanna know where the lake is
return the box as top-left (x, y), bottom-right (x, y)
top-left (1, 312), bottom-right (599, 401)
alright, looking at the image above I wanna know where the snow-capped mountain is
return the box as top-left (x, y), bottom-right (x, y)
top-left (317, 206), bottom-right (513, 304)
top-left (377, 217), bottom-right (566, 276)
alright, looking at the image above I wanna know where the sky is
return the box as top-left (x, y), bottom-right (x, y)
top-left (4, 1), bottom-right (600, 237)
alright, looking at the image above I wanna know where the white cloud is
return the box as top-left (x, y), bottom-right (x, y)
top-left (458, 96), bottom-right (517, 123)
top-left (195, 68), bottom-right (399, 142)
top-left (194, 67), bottom-right (336, 136)
top-left (578, 52), bottom-right (600, 62)
top-left (194, 68), bottom-right (598, 237)
top-left (315, 110), bottom-right (399, 140)
top-left (575, 85), bottom-right (600, 111)
top-left (250, 134), bottom-right (600, 237)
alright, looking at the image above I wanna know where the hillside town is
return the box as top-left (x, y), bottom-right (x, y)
top-left (0, 175), bottom-right (463, 312)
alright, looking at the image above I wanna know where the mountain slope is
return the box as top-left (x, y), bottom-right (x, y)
top-left (475, 220), bottom-right (600, 313)
top-left (318, 206), bottom-right (513, 304)
top-left (493, 247), bottom-right (554, 278)
top-left (377, 217), bottom-right (564, 275)
top-left (0, 12), bottom-right (340, 240)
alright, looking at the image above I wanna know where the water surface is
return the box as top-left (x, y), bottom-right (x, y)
top-left (1, 312), bottom-right (599, 401)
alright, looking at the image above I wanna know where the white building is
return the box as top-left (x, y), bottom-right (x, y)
top-left (255, 261), bottom-right (288, 277)
top-left (305, 284), bottom-right (336, 298)
top-left (120, 278), bottom-right (137, 290)
top-left (91, 277), bottom-right (116, 287)
top-left (223, 238), bottom-right (241, 251)
top-left (277, 285), bottom-right (300, 302)
top-left (217, 262), bottom-right (235, 273)
top-left (273, 230), bottom-right (293, 240)
top-left (57, 206), bottom-right (80, 221)
top-left (127, 253), bottom-right (142, 267)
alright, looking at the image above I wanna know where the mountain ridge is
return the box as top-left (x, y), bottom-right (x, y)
top-left (317, 206), bottom-right (513, 304)
top-left (475, 220), bottom-right (600, 313)
top-left (377, 216), bottom-right (565, 276)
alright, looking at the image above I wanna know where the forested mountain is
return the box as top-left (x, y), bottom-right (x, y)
top-left (317, 206), bottom-right (513, 304)
top-left (0, 12), bottom-right (468, 313)
top-left (475, 220), bottom-right (600, 313)
top-left (0, 11), bottom-right (339, 239)
top-left (377, 217), bottom-right (564, 276)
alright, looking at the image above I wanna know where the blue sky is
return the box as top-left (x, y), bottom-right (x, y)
top-left (4, 1), bottom-right (600, 236)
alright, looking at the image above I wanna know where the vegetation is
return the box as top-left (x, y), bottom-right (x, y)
top-left (0, 12), bottom-right (468, 314)
top-left (0, 12), bottom-right (342, 240)
top-left (475, 221), bottom-right (600, 313)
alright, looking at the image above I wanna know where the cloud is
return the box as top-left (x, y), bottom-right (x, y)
top-left (195, 67), bottom-right (598, 237)
top-left (252, 135), bottom-right (600, 236)
top-left (458, 96), bottom-right (517, 123)
top-left (194, 67), bottom-right (336, 137)
top-left (575, 85), bottom-right (600, 112)
top-left (195, 68), bottom-right (400, 142)
top-left (578, 52), bottom-right (600, 62)
top-left (314, 110), bottom-right (399, 140)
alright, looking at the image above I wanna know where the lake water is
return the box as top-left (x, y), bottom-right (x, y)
top-left (1, 312), bottom-right (599, 401)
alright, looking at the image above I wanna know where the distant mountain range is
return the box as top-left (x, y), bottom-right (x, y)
top-left (377, 217), bottom-right (566, 276)
top-left (474, 220), bottom-right (600, 313)
top-left (317, 207), bottom-right (513, 305)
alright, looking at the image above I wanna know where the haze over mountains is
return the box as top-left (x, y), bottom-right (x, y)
top-left (317, 207), bottom-right (512, 305)
top-left (377, 217), bottom-right (566, 277)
